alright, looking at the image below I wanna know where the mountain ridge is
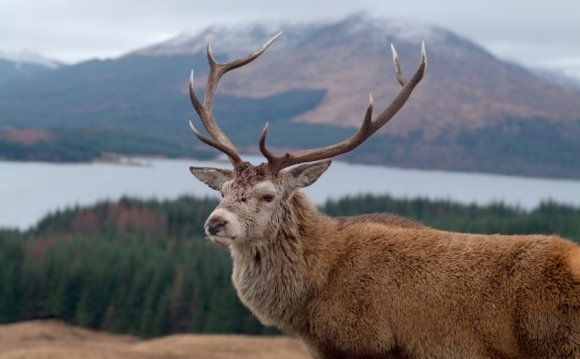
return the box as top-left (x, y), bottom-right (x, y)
top-left (1, 14), bottom-right (579, 179)
top-left (129, 14), bottom-right (580, 136)
top-left (0, 50), bottom-right (61, 69)
top-left (129, 14), bottom-right (452, 57)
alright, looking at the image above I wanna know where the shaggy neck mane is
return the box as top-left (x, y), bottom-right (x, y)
top-left (230, 190), bottom-right (334, 328)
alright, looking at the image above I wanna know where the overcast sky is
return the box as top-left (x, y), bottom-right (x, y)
top-left (1, 0), bottom-right (578, 77)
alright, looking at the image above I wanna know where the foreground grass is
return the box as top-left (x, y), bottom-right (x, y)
top-left (0, 321), bottom-right (310, 359)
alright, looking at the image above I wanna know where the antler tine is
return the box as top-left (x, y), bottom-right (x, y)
top-left (189, 68), bottom-right (240, 165)
top-left (261, 42), bottom-right (427, 173)
top-left (372, 41), bottom-right (426, 130)
top-left (189, 120), bottom-right (243, 164)
top-left (189, 32), bottom-right (282, 166)
top-left (260, 94), bottom-right (375, 172)
top-left (390, 43), bottom-right (406, 86)
top-left (259, 122), bottom-right (276, 164)
top-left (204, 31), bottom-right (283, 114)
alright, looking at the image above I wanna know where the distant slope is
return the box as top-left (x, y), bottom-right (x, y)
top-left (1, 14), bottom-right (580, 178)
top-left (532, 67), bottom-right (580, 91)
top-left (0, 59), bottom-right (53, 83)
top-left (0, 127), bottom-right (207, 162)
top-left (0, 55), bottom-right (330, 161)
top-left (0, 52), bottom-right (60, 82)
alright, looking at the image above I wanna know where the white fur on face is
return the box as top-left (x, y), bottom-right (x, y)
top-left (205, 180), bottom-right (281, 245)
top-left (245, 181), bottom-right (279, 238)
top-left (205, 208), bottom-right (244, 245)
top-left (253, 181), bottom-right (277, 194)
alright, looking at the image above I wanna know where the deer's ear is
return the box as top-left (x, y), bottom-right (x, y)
top-left (190, 167), bottom-right (233, 191)
top-left (287, 160), bottom-right (331, 189)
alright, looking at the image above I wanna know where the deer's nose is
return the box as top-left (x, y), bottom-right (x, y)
top-left (207, 218), bottom-right (227, 235)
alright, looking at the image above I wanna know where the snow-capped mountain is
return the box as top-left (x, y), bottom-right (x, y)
top-left (128, 13), bottom-right (580, 136)
top-left (131, 14), bottom-right (472, 59)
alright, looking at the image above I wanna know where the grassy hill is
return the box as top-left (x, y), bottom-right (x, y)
top-left (0, 321), bottom-right (310, 359)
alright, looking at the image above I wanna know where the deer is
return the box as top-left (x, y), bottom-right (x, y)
top-left (186, 32), bottom-right (580, 359)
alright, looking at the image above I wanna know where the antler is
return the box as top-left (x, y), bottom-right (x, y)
top-left (260, 41), bottom-right (427, 173)
top-left (189, 32), bottom-right (283, 166)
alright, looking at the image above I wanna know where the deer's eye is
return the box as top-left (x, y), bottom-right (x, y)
top-left (241, 197), bottom-right (248, 203)
top-left (220, 192), bottom-right (224, 198)
top-left (262, 194), bottom-right (275, 203)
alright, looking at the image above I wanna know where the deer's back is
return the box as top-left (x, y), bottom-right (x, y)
top-left (334, 213), bottom-right (427, 230)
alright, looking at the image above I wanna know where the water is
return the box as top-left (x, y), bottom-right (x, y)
top-left (1, 156), bottom-right (579, 230)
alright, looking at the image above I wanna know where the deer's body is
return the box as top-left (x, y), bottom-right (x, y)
top-left (184, 34), bottom-right (580, 358)
top-left (230, 190), bottom-right (580, 359)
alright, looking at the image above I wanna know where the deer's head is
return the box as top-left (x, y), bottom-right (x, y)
top-left (188, 33), bottom-right (426, 246)
top-left (190, 160), bottom-right (330, 245)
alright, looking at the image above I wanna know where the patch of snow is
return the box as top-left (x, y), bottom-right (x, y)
top-left (0, 50), bottom-right (61, 69)
top-left (561, 66), bottom-right (580, 82)
top-left (339, 13), bottom-right (447, 45)
top-left (130, 13), bottom-right (476, 60)
top-left (533, 67), bottom-right (580, 90)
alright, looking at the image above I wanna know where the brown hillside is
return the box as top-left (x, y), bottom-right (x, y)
top-left (216, 32), bottom-right (580, 138)
top-left (0, 321), bottom-right (310, 359)
top-left (134, 14), bottom-right (580, 136)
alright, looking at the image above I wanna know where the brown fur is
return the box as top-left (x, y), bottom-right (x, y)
top-left (191, 163), bottom-right (580, 359)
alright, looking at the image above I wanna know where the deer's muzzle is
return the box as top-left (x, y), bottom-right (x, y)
top-left (207, 217), bottom-right (227, 235)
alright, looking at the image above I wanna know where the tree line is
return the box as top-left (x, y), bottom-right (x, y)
top-left (0, 195), bottom-right (578, 337)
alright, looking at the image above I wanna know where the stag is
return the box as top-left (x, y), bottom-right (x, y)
top-left (187, 33), bottom-right (580, 359)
